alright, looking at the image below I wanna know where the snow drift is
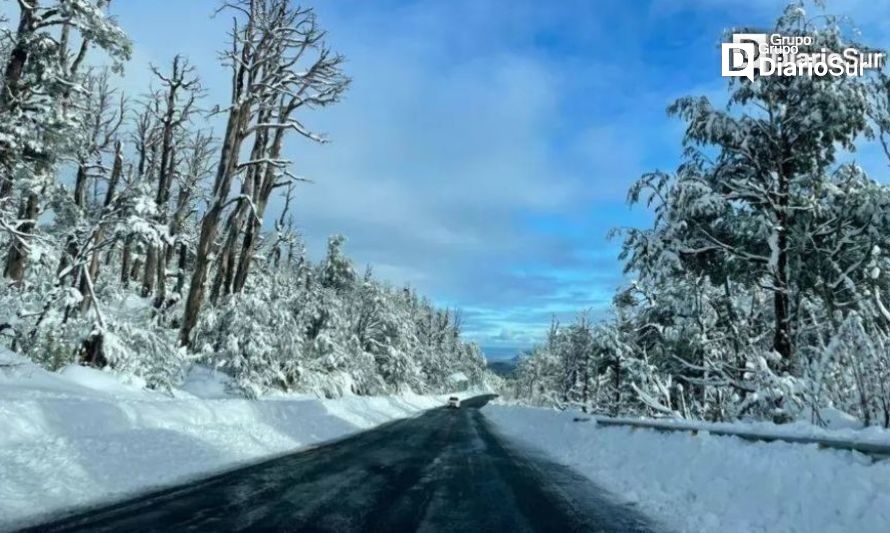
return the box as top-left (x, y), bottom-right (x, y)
top-left (0, 350), bottom-right (459, 529)
top-left (484, 404), bottom-right (890, 533)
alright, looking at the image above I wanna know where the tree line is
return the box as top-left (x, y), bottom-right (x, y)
top-left (0, 0), bottom-right (489, 396)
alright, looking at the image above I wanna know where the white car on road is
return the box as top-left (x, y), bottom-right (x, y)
top-left (447, 396), bottom-right (461, 408)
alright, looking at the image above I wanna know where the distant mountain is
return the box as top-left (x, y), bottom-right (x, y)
top-left (487, 357), bottom-right (520, 378)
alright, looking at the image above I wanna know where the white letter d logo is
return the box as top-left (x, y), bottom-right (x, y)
top-left (722, 42), bottom-right (756, 82)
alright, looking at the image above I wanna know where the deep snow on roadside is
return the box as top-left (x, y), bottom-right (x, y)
top-left (0, 350), bottom-right (466, 529)
top-left (483, 405), bottom-right (890, 533)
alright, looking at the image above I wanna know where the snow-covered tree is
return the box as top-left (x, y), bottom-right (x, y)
top-left (1, 0), bottom-right (131, 281)
top-left (0, 2), bottom-right (490, 398)
top-left (508, 2), bottom-right (890, 428)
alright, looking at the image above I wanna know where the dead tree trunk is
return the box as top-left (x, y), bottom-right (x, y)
top-left (179, 0), bottom-right (348, 345)
top-left (180, 101), bottom-right (250, 345)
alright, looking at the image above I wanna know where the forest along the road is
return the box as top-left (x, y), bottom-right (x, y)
top-left (23, 395), bottom-right (661, 533)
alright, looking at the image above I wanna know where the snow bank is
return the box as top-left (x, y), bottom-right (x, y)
top-left (0, 354), bottom-right (452, 530)
top-left (483, 405), bottom-right (890, 533)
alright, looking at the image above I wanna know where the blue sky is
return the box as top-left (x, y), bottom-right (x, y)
top-left (100, 0), bottom-right (890, 359)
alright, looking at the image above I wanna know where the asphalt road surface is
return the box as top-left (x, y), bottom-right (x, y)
top-left (24, 395), bottom-right (661, 533)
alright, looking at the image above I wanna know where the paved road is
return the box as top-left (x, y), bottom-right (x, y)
top-left (24, 396), bottom-right (660, 532)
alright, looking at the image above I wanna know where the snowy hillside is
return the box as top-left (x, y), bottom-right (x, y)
top-left (484, 405), bottom-right (890, 533)
top-left (0, 350), bottom-right (464, 530)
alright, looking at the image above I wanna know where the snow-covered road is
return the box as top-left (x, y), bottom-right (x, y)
top-left (6, 344), bottom-right (889, 533)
